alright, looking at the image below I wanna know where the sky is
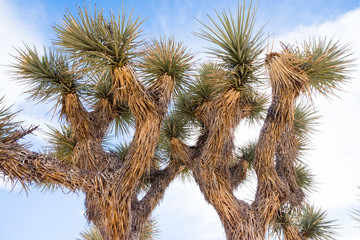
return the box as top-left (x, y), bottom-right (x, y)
top-left (0, 0), bottom-right (360, 239)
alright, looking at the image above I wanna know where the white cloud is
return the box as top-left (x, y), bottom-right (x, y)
top-left (0, 0), bottom-right (46, 106)
top-left (0, 0), bottom-right (56, 146)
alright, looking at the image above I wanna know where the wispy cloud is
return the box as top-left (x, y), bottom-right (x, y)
top-left (0, 0), bottom-right (45, 106)
top-left (0, 0), bottom-right (51, 190)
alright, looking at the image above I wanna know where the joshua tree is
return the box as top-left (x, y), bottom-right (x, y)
top-left (0, 1), bottom-right (352, 240)
top-left (0, 5), bottom-right (192, 240)
top-left (168, 2), bottom-right (350, 239)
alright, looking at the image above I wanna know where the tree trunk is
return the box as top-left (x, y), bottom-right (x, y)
top-left (192, 165), bottom-right (264, 240)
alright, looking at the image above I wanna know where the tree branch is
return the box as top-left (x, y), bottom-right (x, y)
top-left (276, 126), bottom-right (304, 206)
top-left (229, 159), bottom-right (249, 189)
top-left (131, 137), bottom-right (191, 235)
top-left (136, 160), bottom-right (183, 221)
top-left (0, 143), bottom-right (94, 192)
top-left (60, 93), bottom-right (91, 138)
top-left (0, 126), bottom-right (38, 144)
top-left (252, 52), bottom-right (307, 232)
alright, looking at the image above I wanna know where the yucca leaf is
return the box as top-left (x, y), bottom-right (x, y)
top-left (295, 164), bottom-right (314, 195)
top-left (299, 204), bottom-right (337, 240)
top-left (79, 218), bottom-right (159, 240)
top-left (195, 0), bottom-right (264, 89)
top-left (112, 142), bottom-right (130, 163)
top-left (86, 70), bottom-right (134, 135)
top-left (302, 39), bottom-right (352, 97)
top-left (54, 5), bottom-right (143, 70)
top-left (139, 37), bottom-right (193, 94)
top-left (174, 92), bottom-right (198, 121)
top-left (245, 92), bottom-right (268, 124)
top-left (86, 70), bottom-right (114, 102)
top-left (236, 141), bottom-right (256, 168)
top-left (284, 38), bottom-right (353, 98)
top-left (140, 217), bottom-right (160, 240)
top-left (13, 46), bottom-right (81, 103)
top-left (173, 62), bottom-right (224, 121)
top-left (192, 62), bottom-right (225, 100)
top-left (271, 208), bottom-right (298, 239)
top-left (294, 102), bottom-right (319, 139)
top-left (45, 124), bottom-right (77, 164)
top-left (112, 103), bottom-right (134, 135)
top-left (79, 225), bottom-right (103, 240)
top-left (161, 112), bottom-right (189, 142)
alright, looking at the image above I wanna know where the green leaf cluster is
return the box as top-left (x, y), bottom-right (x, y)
top-left (195, 0), bottom-right (264, 90)
top-left (54, 5), bottom-right (143, 69)
top-left (139, 37), bottom-right (193, 94)
top-left (13, 46), bottom-right (81, 103)
top-left (272, 204), bottom-right (337, 240)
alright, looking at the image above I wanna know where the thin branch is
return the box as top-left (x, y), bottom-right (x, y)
top-left (136, 160), bottom-right (183, 221)
top-left (0, 126), bottom-right (38, 144)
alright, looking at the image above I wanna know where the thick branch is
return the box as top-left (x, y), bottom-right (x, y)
top-left (252, 95), bottom-right (293, 232)
top-left (192, 161), bottom-right (262, 239)
top-left (276, 126), bottom-right (304, 206)
top-left (112, 65), bottom-right (156, 120)
top-left (106, 67), bottom-right (177, 238)
top-left (0, 143), bottom-right (94, 192)
top-left (61, 93), bottom-right (91, 138)
top-left (187, 90), bottom-right (263, 239)
top-left (195, 89), bottom-right (253, 172)
top-left (61, 93), bottom-right (114, 171)
top-left (252, 53), bottom-right (306, 233)
top-left (148, 74), bottom-right (175, 116)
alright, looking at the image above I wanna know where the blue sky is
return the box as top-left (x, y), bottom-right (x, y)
top-left (1, 0), bottom-right (360, 239)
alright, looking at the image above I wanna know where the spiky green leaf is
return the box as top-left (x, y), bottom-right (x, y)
top-left (294, 102), bottom-right (319, 139)
top-left (54, 5), bottom-right (143, 69)
top-left (195, 0), bottom-right (264, 89)
top-left (13, 46), bottom-right (81, 103)
top-left (46, 124), bottom-right (77, 164)
top-left (299, 204), bottom-right (337, 240)
top-left (287, 38), bottom-right (353, 97)
top-left (295, 164), bottom-right (314, 195)
top-left (236, 141), bottom-right (256, 168)
top-left (245, 92), bottom-right (268, 124)
top-left (161, 112), bottom-right (189, 142)
top-left (79, 225), bottom-right (103, 240)
top-left (139, 37), bottom-right (193, 94)
top-left (86, 70), bottom-right (134, 135)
